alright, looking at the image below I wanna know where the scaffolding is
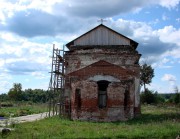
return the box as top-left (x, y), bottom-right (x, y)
top-left (48, 44), bottom-right (68, 117)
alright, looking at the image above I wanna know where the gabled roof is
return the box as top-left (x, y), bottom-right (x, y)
top-left (66, 24), bottom-right (138, 49)
top-left (67, 60), bottom-right (134, 79)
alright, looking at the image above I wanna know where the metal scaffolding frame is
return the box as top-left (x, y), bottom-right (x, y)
top-left (48, 44), bottom-right (67, 117)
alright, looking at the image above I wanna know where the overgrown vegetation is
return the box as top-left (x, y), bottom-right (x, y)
top-left (3, 105), bottom-right (180, 139)
top-left (0, 103), bottom-right (47, 118)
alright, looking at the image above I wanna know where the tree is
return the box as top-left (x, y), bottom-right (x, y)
top-left (8, 83), bottom-right (22, 101)
top-left (140, 63), bottom-right (154, 91)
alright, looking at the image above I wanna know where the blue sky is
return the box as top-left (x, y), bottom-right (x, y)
top-left (0, 0), bottom-right (180, 94)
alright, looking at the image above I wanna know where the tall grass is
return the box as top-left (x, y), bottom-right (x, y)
top-left (0, 103), bottom-right (48, 118)
top-left (4, 105), bottom-right (180, 139)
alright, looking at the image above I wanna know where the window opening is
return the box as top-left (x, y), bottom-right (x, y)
top-left (75, 89), bottom-right (81, 110)
top-left (97, 80), bottom-right (109, 108)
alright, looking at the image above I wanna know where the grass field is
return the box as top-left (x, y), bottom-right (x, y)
top-left (0, 103), bottom-right (48, 118)
top-left (3, 105), bottom-right (180, 139)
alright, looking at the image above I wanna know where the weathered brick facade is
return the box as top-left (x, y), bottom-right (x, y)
top-left (64, 24), bottom-right (141, 121)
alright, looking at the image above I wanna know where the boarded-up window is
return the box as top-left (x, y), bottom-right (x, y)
top-left (97, 80), bottom-right (109, 108)
top-left (75, 89), bottom-right (81, 110)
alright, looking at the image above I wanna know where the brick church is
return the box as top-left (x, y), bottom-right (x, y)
top-left (64, 24), bottom-right (141, 121)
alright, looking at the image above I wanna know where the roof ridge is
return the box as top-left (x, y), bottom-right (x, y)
top-left (66, 24), bottom-right (138, 49)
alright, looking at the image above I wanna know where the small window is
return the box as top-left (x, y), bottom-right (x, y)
top-left (75, 89), bottom-right (81, 110)
top-left (97, 80), bottom-right (109, 108)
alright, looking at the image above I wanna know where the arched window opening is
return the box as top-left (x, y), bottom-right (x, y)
top-left (97, 80), bottom-right (109, 108)
top-left (75, 88), bottom-right (81, 110)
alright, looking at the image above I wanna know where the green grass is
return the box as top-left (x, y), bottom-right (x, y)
top-left (0, 103), bottom-right (48, 118)
top-left (3, 105), bottom-right (180, 139)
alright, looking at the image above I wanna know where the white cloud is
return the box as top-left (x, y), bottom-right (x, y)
top-left (148, 82), bottom-right (178, 93)
top-left (0, 59), bottom-right (5, 67)
top-left (146, 83), bottom-right (163, 93)
top-left (159, 74), bottom-right (178, 93)
top-left (157, 26), bottom-right (180, 46)
top-left (1, 32), bottom-right (19, 42)
top-left (0, 0), bottom-right (62, 18)
top-left (28, 0), bottom-right (62, 13)
top-left (165, 47), bottom-right (180, 58)
top-left (0, 72), bottom-right (12, 93)
top-left (0, 72), bottom-right (12, 80)
top-left (0, 81), bottom-right (11, 93)
top-left (31, 71), bottom-right (49, 79)
top-left (0, 32), bottom-right (53, 76)
top-left (161, 74), bottom-right (176, 82)
top-left (152, 58), bottom-right (173, 69)
top-left (162, 58), bottom-right (170, 64)
top-left (155, 26), bottom-right (180, 58)
top-left (159, 0), bottom-right (180, 9)
top-left (149, 18), bottom-right (159, 26)
top-left (162, 14), bottom-right (169, 21)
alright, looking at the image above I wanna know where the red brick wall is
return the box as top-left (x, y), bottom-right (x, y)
top-left (70, 80), bottom-right (135, 121)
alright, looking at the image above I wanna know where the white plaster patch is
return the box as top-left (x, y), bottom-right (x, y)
top-left (134, 78), bottom-right (140, 107)
top-left (88, 75), bottom-right (120, 82)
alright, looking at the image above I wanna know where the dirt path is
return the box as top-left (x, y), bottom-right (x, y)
top-left (0, 112), bottom-right (51, 127)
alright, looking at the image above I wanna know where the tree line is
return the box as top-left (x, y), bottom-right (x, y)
top-left (0, 83), bottom-right (48, 103)
top-left (140, 89), bottom-right (180, 104)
